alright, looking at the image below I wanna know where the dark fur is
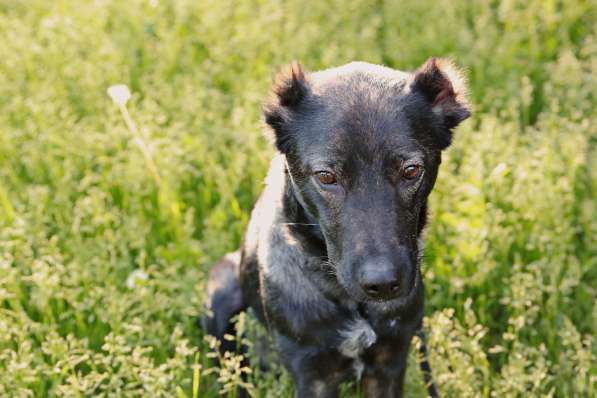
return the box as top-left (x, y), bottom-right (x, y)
top-left (204, 58), bottom-right (470, 397)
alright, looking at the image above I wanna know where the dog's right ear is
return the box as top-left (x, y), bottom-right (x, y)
top-left (263, 62), bottom-right (310, 154)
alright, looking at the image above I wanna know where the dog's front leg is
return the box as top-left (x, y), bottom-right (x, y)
top-left (276, 334), bottom-right (353, 398)
top-left (362, 367), bottom-right (406, 398)
top-left (294, 366), bottom-right (343, 398)
top-left (276, 314), bottom-right (377, 397)
top-left (360, 336), bottom-right (412, 398)
top-left (263, 281), bottom-right (376, 395)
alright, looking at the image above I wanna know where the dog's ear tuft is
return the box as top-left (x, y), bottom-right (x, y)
top-left (413, 57), bottom-right (471, 147)
top-left (263, 62), bottom-right (310, 153)
top-left (273, 61), bottom-right (308, 107)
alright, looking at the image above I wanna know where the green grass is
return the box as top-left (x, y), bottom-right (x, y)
top-left (0, 0), bottom-right (595, 396)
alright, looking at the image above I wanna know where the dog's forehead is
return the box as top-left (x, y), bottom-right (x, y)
top-left (298, 113), bottom-right (423, 170)
top-left (298, 63), bottom-right (425, 164)
top-left (310, 62), bottom-right (410, 90)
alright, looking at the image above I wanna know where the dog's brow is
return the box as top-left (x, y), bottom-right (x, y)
top-left (304, 154), bottom-right (342, 171)
top-left (383, 148), bottom-right (425, 165)
top-left (400, 153), bottom-right (425, 164)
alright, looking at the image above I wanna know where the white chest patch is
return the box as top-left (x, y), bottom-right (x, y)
top-left (338, 318), bottom-right (377, 359)
top-left (353, 358), bottom-right (365, 380)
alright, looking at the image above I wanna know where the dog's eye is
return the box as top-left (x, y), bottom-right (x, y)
top-left (316, 171), bottom-right (337, 185)
top-left (402, 165), bottom-right (422, 180)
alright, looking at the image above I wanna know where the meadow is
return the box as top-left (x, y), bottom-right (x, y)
top-left (0, 0), bottom-right (595, 396)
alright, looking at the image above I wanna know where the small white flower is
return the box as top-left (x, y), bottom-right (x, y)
top-left (107, 84), bottom-right (131, 107)
top-left (491, 162), bottom-right (508, 177)
top-left (126, 269), bottom-right (148, 289)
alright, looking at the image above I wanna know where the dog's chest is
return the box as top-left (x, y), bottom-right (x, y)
top-left (338, 315), bottom-right (403, 378)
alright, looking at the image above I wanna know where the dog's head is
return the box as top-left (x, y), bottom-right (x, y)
top-left (264, 59), bottom-right (470, 303)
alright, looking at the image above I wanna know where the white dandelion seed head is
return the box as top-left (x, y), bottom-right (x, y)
top-left (107, 84), bottom-right (131, 106)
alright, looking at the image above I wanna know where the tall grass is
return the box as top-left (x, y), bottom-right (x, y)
top-left (0, 0), bottom-right (594, 396)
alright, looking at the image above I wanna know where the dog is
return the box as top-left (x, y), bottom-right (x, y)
top-left (204, 57), bottom-right (471, 397)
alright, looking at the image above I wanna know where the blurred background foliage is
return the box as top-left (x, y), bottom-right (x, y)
top-left (0, 0), bottom-right (595, 396)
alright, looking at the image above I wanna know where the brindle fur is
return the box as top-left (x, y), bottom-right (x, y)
top-left (204, 58), bottom-right (470, 397)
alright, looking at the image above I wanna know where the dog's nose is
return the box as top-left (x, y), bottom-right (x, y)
top-left (358, 257), bottom-right (401, 300)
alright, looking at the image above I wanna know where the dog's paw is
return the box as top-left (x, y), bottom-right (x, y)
top-left (338, 318), bottom-right (377, 358)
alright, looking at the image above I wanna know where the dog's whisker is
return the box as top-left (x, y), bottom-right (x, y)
top-left (278, 222), bottom-right (320, 226)
top-left (320, 259), bottom-right (338, 276)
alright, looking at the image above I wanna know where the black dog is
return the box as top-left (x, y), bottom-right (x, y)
top-left (204, 58), bottom-right (470, 397)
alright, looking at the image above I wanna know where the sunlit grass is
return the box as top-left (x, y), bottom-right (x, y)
top-left (0, 0), bottom-right (594, 396)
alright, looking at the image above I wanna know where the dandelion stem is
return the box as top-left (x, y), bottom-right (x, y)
top-left (117, 103), bottom-right (163, 187)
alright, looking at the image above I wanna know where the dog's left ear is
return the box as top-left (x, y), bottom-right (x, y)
top-left (412, 57), bottom-right (471, 149)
